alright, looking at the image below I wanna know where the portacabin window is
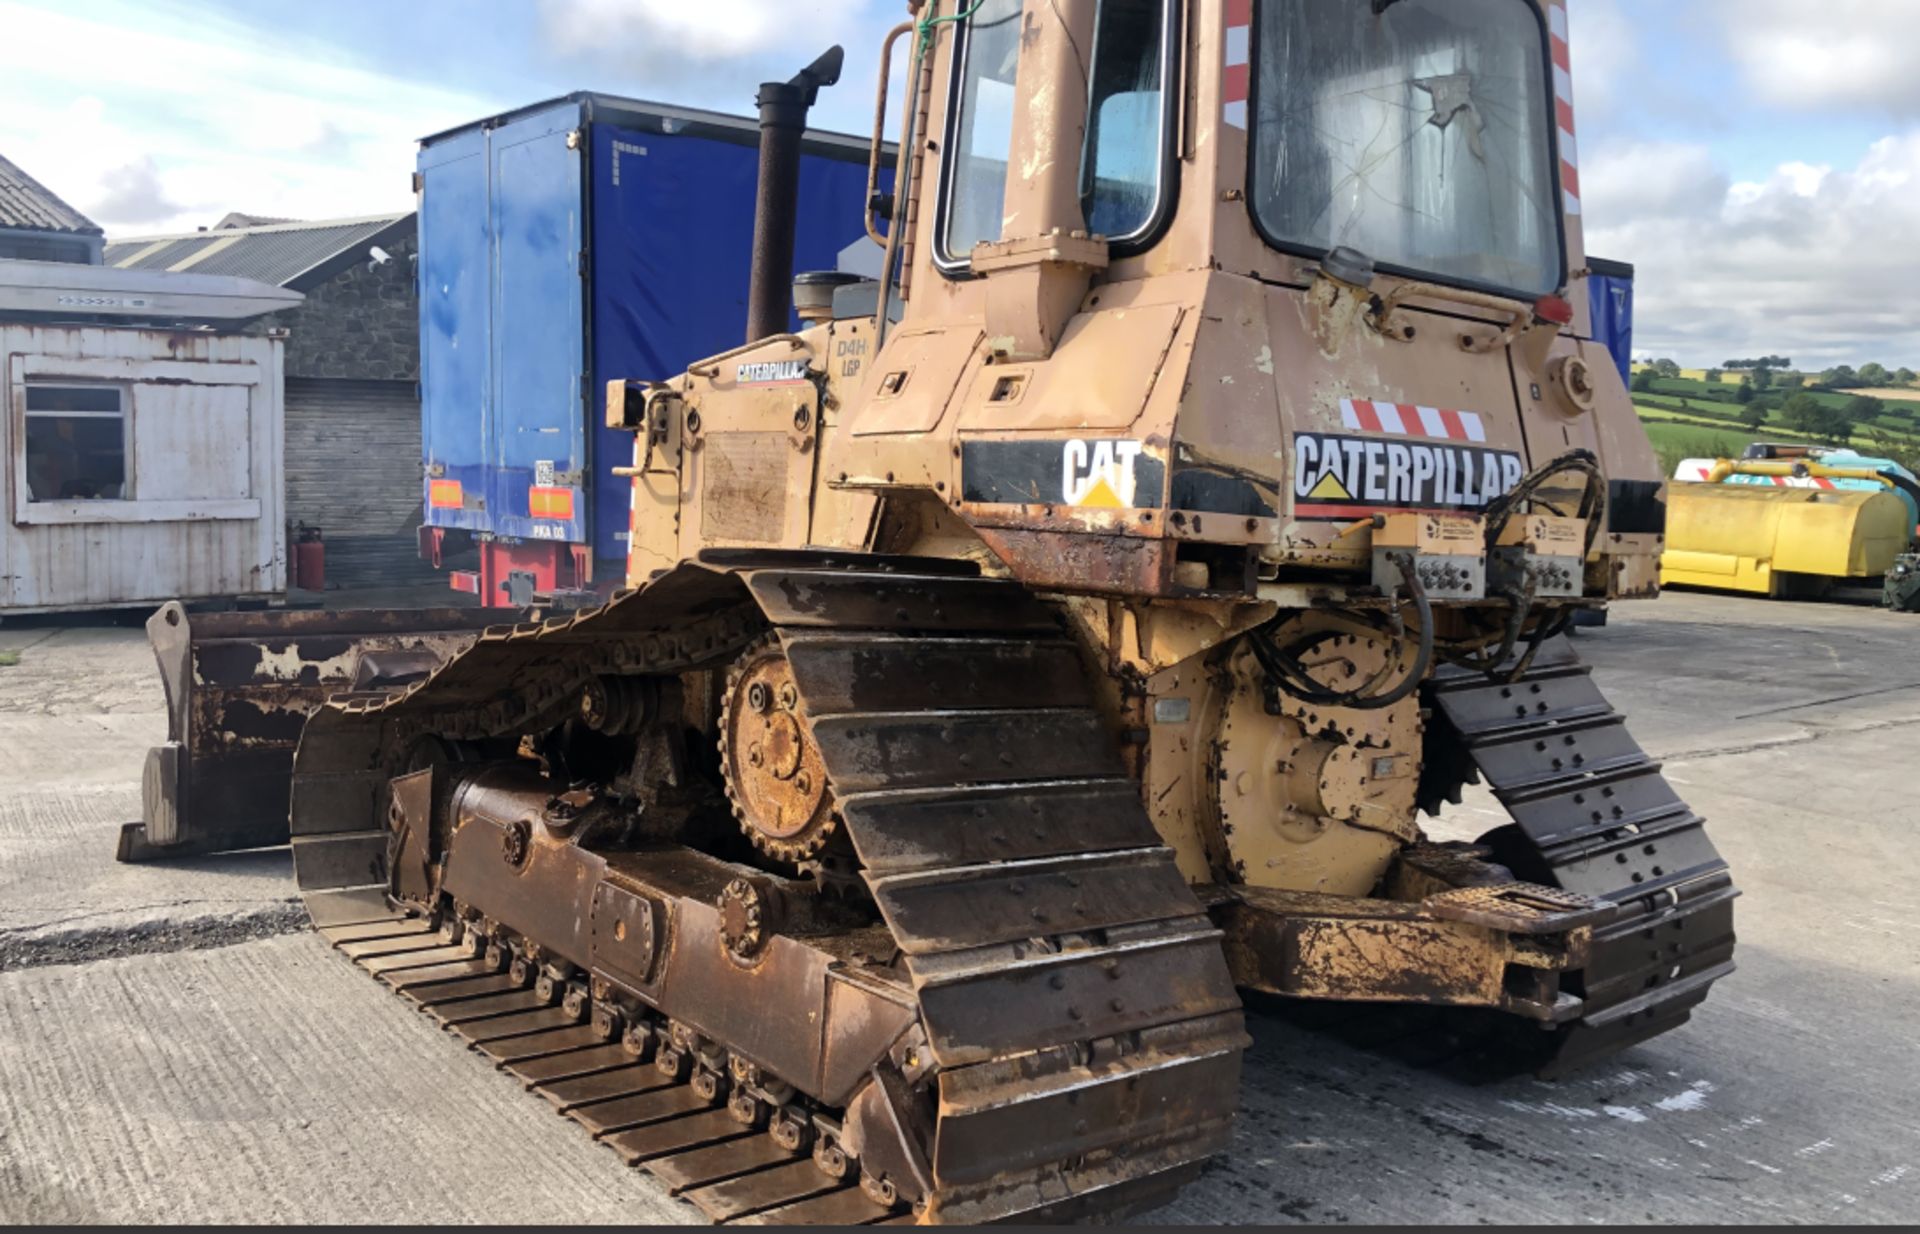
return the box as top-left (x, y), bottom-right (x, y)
top-left (24, 383), bottom-right (127, 501)
top-left (936, 0), bottom-right (1175, 272)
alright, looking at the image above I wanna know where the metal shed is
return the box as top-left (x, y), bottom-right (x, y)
top-left (0, 259), bottom-right (300, 614)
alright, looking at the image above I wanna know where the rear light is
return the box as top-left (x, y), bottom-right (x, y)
top-left (428, 478), bottom-right (463, 509)
top-left (1534, 293), bottom-right (1574, 325)
top-left (530, 486), bottom-right (576, 521)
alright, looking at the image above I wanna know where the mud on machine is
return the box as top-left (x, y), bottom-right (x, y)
top-left (280, 1), bottom-right (1736, 1222)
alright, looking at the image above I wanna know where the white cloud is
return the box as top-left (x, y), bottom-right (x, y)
top-left (1714, 0), bottom-right (1920, 116)
top-left (537, 0), bottom-right (887, 91)
top-left (1584, 141), bottom-right (1727, 221)
top-left (1586, 131), bottom-right (1920, 367)
top-left (88, 157), bottom-right (185, 228)
top-left (0, 0), bottom-right (496, 237)
top-left (1561, 0), bottom-right (1636, 123)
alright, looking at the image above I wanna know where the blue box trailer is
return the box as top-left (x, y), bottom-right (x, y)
top-left (1586, 256), bottom-right (1634, 386)
top-left (415, 93), bottom-right (879, 603)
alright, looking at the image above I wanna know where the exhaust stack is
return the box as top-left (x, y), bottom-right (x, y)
top-left (746, 46), bottom-right (844, 343)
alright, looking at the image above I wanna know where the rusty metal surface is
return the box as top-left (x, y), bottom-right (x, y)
top-left (507, 1042), bottom-right (634, 1086)
top-left (397, 971), bottom-right (514, 1002)
top-left (479, 1025), bottom-right (604, 1064)
top-left (838, 779), bottom-right (1151, 876)
top-left (285, 556), bottom-right (1251, 1223)
top-left (867, 848), bottom-right (1199, 955)
top-left (731, 1185), bottom-right (895, 1225)
top-left (969, 525), bottom-right (1176, 596)
top-left (382, 967), bottom-right (499, 997)
top-left (542, 1068), bottom-right (674, 1113)
top-left (608, 1109), bottom-right (754, 1164)
top-left (720, 638), bottom-right (837, 862)
top-left (651, 1133), bottom-right (798, 1193)
top-left (807, 710), bottom-right (1118, 794)
top-left (779, 632), bottom-right (1092, 713)
top-left (1220, 883), bottom-right (1593, 1021)
top-left (125, 602), bottom-right (501, 862)
top-left (571, 1085), bottom-right (711, 1138)
top-left (687, 1159), bottom-right (841, 1221)
top-left (744, 570), bottom-right (1057, 632)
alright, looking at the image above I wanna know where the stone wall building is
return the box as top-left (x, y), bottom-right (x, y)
top-left (105, 214), bottom-right (438, 588)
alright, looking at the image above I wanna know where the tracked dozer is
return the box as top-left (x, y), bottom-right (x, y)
top-left (283, 1), bottom-right (1737, 1222)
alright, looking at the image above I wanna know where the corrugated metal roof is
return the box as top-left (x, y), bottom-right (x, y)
top-left (104, 213), bottom-right (412, 290)
top-left (0, 152), bottom-right (101, 235)
top-left (115, 236), bottom-right (210, 271)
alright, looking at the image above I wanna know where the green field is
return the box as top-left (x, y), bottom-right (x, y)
top-left (1640, 419), bottom-right (1766, 474)
top-left (1637, 380), bottom-right (1918, 436)
top-left (1625, 373), bottom-right (1920, 477)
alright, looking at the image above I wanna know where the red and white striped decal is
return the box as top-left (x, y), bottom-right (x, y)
top-left (1678, 461), bottom-right (1837, 489)
top-left (1548, 0), bottom-right (1580, 217)
top-left (1341, 398), bottom-right (1488, 444)
top-left (1223, 0), bottom-right (1251, 130)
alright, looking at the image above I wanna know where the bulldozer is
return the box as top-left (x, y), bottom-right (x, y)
top-left (278, 0), bottom-right (1737, 1222)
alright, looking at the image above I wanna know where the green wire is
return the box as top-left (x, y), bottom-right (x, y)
top-left (917, 0), bottom-right (984, 57)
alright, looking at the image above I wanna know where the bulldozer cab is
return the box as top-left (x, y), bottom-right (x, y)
top-left (621, 0), bottom-right (1663, 600)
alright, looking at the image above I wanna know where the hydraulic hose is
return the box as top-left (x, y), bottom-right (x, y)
top-left (1250, 555), bottom-right (1432, 712)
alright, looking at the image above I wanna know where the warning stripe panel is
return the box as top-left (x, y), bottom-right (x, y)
top-left (1548, 0), bottom-right (1580, 215)
top-left (1339, 399), bottom-right (1486, 443)
top-left (1222, 0), bottom-right (1252, 129)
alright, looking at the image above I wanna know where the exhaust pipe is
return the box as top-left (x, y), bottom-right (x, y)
top-left (746, 45), bottom-right (844, 343)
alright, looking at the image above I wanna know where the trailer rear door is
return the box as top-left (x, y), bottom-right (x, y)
top-left (419, 126), bottom-right (491, 538)
top-left (488, 105), bottom-right (588, 548)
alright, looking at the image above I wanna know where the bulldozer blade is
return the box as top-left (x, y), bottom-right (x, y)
top-left (119, 601), bottom-right (503, 863)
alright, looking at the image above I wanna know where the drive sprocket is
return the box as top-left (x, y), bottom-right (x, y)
top-left (718, 634), bottom-right (838, 863)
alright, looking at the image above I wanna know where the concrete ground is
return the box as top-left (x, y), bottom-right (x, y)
top-left (0, 590), bottom-right (1915, 1224)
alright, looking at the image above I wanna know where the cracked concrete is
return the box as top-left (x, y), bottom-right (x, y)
top-left (0, 593), bottom-right (1915, 1224)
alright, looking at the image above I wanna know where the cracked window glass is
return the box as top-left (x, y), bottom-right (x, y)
top-left (1250, 0), bottom-right (1560, 297)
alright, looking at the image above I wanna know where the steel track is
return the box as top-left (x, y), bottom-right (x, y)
top-left (286, 557), bottom-right (1248, 1225)
top-left (1424, 641), bottom-right (1739, 1073)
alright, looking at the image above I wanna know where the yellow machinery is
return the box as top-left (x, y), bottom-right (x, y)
top-left (264, 2), bottom-right (1741, 1222)
top-left (1663, 460), bottom-right (1917, 597)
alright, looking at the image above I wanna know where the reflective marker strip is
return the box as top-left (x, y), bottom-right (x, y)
top-left (429, 478), bottom-right (463, 509)
top-left (1222, 0), bottom-right (1251, 130)
top-left (1549, 0), bottom-right (1580, 216)
top-left (1340, 399), bottom-right (1487, 444)
top-left (529, 486), bottom-right (576, 520)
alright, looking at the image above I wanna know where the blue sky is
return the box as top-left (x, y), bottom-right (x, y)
top-left (3, 0), bottom-right (1916, 367)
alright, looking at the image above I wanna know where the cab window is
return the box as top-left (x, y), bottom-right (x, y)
top-left (938, 0), bottom-right (1174, 269)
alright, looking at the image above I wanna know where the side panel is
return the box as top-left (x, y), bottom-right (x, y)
top-left (1586, 269), bottom-right (1634, 385)
top-left (418, 127), bottom-right (492, 536)
top-left (488, 105), bottom-right (588, 548)
top-left (586, 123), bottom-right (876, 563)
